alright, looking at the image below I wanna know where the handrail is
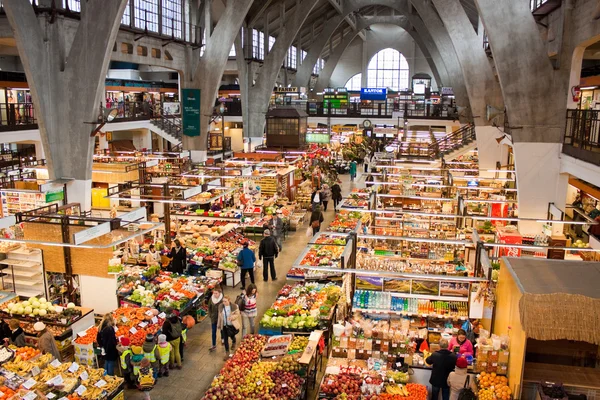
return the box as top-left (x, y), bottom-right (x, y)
top-left (427, 123), bottom-right (475, 158)
top-left (151, 106), bottom-right (182, 141)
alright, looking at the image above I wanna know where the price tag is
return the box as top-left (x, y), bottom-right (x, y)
top-left (22, 378), bottom-right (37, 389)
top-left (158, 312), bottom-right (166, 319)
top-left (50, 359), bottom-right (61, 368)
top-left (59, 397), bottom-right (68, 400)
top-left (75, 385), bottom-right (87, 395)
top-left (400, 344), bottom-right (406, 348)
top-left (129, 327), bottom-right (138, 335)
top-left (0, 392), bottom-right (5, 398)
top-left (4, 372), bottom-right (14, 379)
top-left (22, 393), bottom-right (37, 400)
top-left (138, 322), bottom-right (148, 328)
top-left (60, 318), bottom-right (67, 324)
top-left (392, 343), bottom-right (397, 348)
top-left (46, 394), bottom-right (56, 399)
top-left (121, 317), bottom-right (129, 323)
top-left (47, 375), bottom-right (63, 386)
top-left (327, 379), bottom-right (334, 385)
top-left (256, 381), bottom-right (261, 386)
top-left (145, 310), bottom-right (154, 317)
top-left (77, 330), bottom-right (87, 338)
top-left (376, 340), bottom-right (381, 344)
top-left (492, 363), bottom-right (498, 367)
top-left (31, 366), bottom-right (41, 376)
top-left (396, 362), bottom-right (402, 367)
top-left (95, 379), bottom-right (107, 388)
top-left (54, 306), bottom-right (64, 313)
top-left (282, 383), bottom-right (288, 388)
top-left (68, 362), bottom-right (79, 373)
top-left (151, 317), bottom-right (158, 324)
top-left (80, 371), bottom-right (89, 381)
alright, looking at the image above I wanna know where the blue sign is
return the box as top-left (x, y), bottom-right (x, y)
top-left (360, 88), bottom-right (387, 101)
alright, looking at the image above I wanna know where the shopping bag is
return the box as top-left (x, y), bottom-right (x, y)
top-left (255, 259), bottom-right (263, 269)
top-left (306, 226), bottom-right (313, 238)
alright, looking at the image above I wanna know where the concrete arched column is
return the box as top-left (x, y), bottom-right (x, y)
top-left (410, 0), bottom-right (471, 118)
top-left (3, 0), bottom-right (127, 211)
top-left (475, 0), bottom-right (574, 233)
top-left (408, 16), bottom-right (450, 89)
top-left (181, 0), bottom-right (254, 157)
top-left (245, 0), bottom-right (321, 139)
top-left (431, 0), bottom-right (505, 176)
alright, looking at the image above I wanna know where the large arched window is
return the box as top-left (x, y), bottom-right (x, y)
top-left (345, 74), bottom-right (362, 91)
top-left (367, 48), bottom-right (409, 90)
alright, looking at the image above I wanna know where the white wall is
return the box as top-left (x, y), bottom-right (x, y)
top-left (329, 24), bottom-right (438, 90)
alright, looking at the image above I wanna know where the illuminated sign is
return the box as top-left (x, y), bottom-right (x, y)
top-left (360, 88), bottom-right (387, 101)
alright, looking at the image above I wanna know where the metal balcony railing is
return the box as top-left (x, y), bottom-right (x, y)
top-left (563, 109), bottom-right (600, 165)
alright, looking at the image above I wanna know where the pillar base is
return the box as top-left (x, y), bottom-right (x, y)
top-left (65, 179), bottom-right (92, 213)
top-left (474, 125), bottom-right (506, 178)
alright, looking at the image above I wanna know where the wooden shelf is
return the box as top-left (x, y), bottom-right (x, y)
top-left (0, 259), bottom-right (40, 268)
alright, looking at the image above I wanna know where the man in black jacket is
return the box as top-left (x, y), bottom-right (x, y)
top-left (167, 239), bottom-right (187, 274)
top-left (425, 339), bottom-right (457, 400)
top-left (259, 229), bottom-right (279, 281)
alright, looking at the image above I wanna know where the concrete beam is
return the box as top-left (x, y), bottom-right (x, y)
top-left (3, 0), bottom-right (127, 184)
top-left (181, 0), bottom-right (254, 152)
top-left (326, 0), bottom-right (366, 41)
top-left (245, 0), bottom-right (321, 138)
top-left (410, 0), bottom-right (471, 117)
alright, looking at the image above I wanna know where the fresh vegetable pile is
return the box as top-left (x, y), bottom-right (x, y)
top-left (1, 297), bottom-right (81, 324)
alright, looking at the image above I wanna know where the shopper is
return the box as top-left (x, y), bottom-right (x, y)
top-left (241, 284), bottom-right (258, 336)
top-left (146, 244), bottom-right (160, 267)
top-left (0, 319), bottom-right (10, 344)
top-left (311, 187), bottom-right (322, 211)
top-left (270, 209), bottom-right (285, 250)
top-left (448, 329), bottom-right (474, 357)
top-left (448, 358), bottom-right (477, 400)
top-left (331, 182), bottom-right (342, 212)
top-left (310, 205), bottom-right (325, 236)
top-left (34, 322), bottom-right (61, 362)
top-left (162, 312), bottom-right (182, 370)
top-left (349, 160), bottom-right (357, 181)
top-left (208, 287), bottom-right (224, 352)
top-left (259, 229), bottom-right (279, 281)
top-left (237, 242), bottom-right (256, 290)
top-left (364, 154), bottom-right (370, 173)
top-left (130, 346), bottom-right (144, 378)
top-left (426, 339), bottom-right (457, 400)
top-left (142, 334), bottom-right (161, 379)
top-left (167, 239), bottom-right (187, 274)
top-left (217, 296), bottom-right (241, 361)
top-left (321, 184), bottom-right (332, 212)
top-left (7, 319), bottom-right (25, 347)
top-left (156, 334), bottom-right (171, 377)
top-left (118, 337), bottom-right (134, 388)
top-left (98, 314), bottom-right (118, 375)
top-left (136, 358), bottom-right (155, 400)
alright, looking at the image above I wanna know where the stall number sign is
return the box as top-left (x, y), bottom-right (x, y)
top-left (360, 88), bottom-right (387, 101)
top-left (182, 88), bottom-right (201, 137)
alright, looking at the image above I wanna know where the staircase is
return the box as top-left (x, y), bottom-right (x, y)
top-left (427, 123), bottom-right (476, 159)
top-left (149, 109), bottom-right (182, 147)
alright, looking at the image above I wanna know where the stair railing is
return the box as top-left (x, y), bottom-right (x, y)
top-left (427, 123), bottom-right (475, 159)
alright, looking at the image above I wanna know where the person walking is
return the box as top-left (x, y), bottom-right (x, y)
top-left (237, 242), bottom-right (256, 290)
top-left (35, 322), bottom-right (61, 362)
top-left (167, 239), bottom-right (187, 274)
top-left (349, 160), bottom-right (357, 181)
top-left (208, 287), bottom-right (223, 352)
top-left (448, 358), bottom-right (478, 400)
top-left (364, 154), bottom-right (370, 173)
top-left (311, 187), bottom-right (322, 211)
top-left (241, 284), bottom-right (258, 336)
top-left (331, 182), bottom-right (342, 212)
top-left (156, 334), bottom-right (171, 377)
top-left (162, 313), bottom-right (182, 370)
top-left (217, 296), bottom-right (241, 361)
top-left (270, 209), bottom-right (285, 251)
top-left (310, 205), bottom-right (325, 235)
top-left (426, 339), bottom-right (457, 400)
top-left (7, 319), bottom-right (25, 347)
top-left (259, 229), bottom-right (279, 281)
top-left (321, 184), bottom-right (332, 211)
top-left (97, 314), bottom-right (118, 375)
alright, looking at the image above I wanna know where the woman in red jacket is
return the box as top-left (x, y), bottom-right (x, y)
top-left (448, 329), bottom-right (474, 357)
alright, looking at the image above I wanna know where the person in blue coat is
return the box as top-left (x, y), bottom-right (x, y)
top-left (237, 242), bottom-right (256, 290)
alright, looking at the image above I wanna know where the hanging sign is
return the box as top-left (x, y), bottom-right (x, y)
top-left (360, 88), bottom-right (387, 101)
top-left (182, 88), bottom-right (201, 137)
top-left (45, 190), bottom-right (64, 203)
top-left (119, 207), bottom-right (147, 225)
top-left (73, 222), bottom-right (111, 245)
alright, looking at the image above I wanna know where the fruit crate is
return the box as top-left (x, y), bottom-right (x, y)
top-left (539, 381), bottom-right (568, 400)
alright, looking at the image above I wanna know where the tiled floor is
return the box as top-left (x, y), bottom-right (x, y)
top-left (125, 173), bottom-right (362, 400)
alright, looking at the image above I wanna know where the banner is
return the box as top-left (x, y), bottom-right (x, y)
top-left (360, 88), bottom-right (387, 101)
top-left (182, 88), bottom-right (201, 137)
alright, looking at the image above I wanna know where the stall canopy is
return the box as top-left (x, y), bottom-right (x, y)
top-left (503, 257), bottom-right (600, 345)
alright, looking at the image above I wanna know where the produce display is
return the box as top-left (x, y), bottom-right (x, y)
top-left (0, 298), bottom-right (84, 328)
top-left (299, 241), bottom-right (346, 268)
top-left (260, 282), bottom-right (341, 330)
top-left (178, 219), bottom-right (238, 240)
top-left (201, 334), bottom-right (304, 400)
top-left (190, 233), bottom-right (255, 266)
top-left (110, 307), bottom-right (164, 346)
top-left (329, 211), bottom-right (366, 233)
top-left (477, 372), bottom-right (511, 400)
top-left (320, 373), bottom-right (362, 399)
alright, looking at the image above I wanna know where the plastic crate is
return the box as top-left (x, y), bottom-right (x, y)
top-left (258, 324), bottom-right (282, 336)
top-left (539, 381), bottom-right (568, 400)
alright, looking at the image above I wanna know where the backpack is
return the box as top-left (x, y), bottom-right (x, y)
top-left (235, 294), bottom-right (246, 312)
top-left (138, 367), bottom-right (155, 389)
top-left (458, 376), bottom-right (476, 400)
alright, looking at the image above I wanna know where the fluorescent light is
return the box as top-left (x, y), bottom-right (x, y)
top-left (580, 86), bottom-right (597, 90)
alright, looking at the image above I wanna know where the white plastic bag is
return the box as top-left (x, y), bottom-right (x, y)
top-left (255, 259), bottom-right (263, 269)
top-left (306, 226), bottom-right (313, 238)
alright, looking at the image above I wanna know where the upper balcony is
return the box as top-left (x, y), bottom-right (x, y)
top-left (563, 109), bottom-right (600, 165)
